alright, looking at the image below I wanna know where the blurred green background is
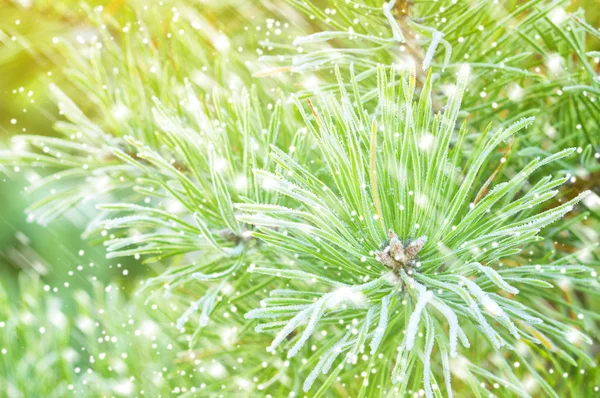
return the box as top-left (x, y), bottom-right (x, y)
top-left (0, 1), bottom-right (147, 305)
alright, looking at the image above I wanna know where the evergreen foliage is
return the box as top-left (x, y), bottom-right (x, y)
top-left (0, 0), bottom-right (598, 396)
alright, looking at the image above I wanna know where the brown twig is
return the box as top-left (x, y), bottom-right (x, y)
top-left (473, 137), bottom-right (514, 205)
top-left (370, 120), bottom-right (385, 232)
top-left (306, 98), bottom-right (320, 123)
top-left (561, 287), bottom-right (577, 321)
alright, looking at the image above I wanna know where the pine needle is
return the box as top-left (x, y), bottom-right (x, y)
top-left (370, 119), bottom-right (385, 233)
top-left (473, 137), bottom-right (514, 205)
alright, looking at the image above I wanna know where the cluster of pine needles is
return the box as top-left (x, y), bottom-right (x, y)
top-left (0, 0), bottom-right (599, 396)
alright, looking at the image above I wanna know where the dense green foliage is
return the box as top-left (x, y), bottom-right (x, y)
top-left (0, 0), bottom-right (599, 396)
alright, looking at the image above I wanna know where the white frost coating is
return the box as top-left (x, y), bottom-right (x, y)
top-left (440, 38), bottom-right (453, 70)
top-left (269, 289), bottom-right (316, 297)
top-left (192, 257), bottom-right (243, 281)
top-left (429, 298), bottom-right (460, 357)
top-left (457, 63), bottom-right (471, 84)
top-left (245, 304), bottom-right (310, 320)
top-left (303, 355), bottom-right (326, 392)
top-left (238, 213), bottom-right (313, 231)
top-left (288, 299), bottom-right (327, 358)
top-left (266, 306), bottom-right (312, 353)
top-left (414, 23), bottom-right (452, 71)
top-left (357, 276), bottom-right (389, 291)
top-left (392, 345), bottom-right (409, 383)
top-left (509, 307), bottom-right (543, 324)
top-left (199, 304), bottom-right (211, 326)
top-left (472, 306), bottom-right (504, 349)
top-left (441, 349), bottom-right (454, 398)
top-left (176, 296), bottom-right (206, 329)
top-left (404, 286), bottom-right (433, 351)
top-left (461, 277), bottom-right (504, 317)
top-left (261, 276), bottom-right (388, 358)
top-left (328, 286), bottom-right (366, 308)
top-left (475, 263), bottom-right (519, 295)
top-left (414, 274), bottom-right (500, 347)
top-left (292, 31), bottom-right (395, 46)
top-left (251, 267), bottom-right (342, 286)
top-left (486, 191), bottom-right (589, 238)
top-left (383, 1), bottom-right (405, 42)
top-left (323, 333), bottom-right (351, 373)
top-left (254, 321), bottom-right (286, 333)
top-left (354, 306), bottom-right (375, 353)
top-left (422, 317), bottom-right (435, 398)
top-left (370, 292), bottom-right (392, 354)
top-left (175, 282), bottom-right (223, 329)
top-left (461, 277), bottom-right (520, 340)
top-left (423, 30), bottom-right (443, 71)
top-left (457, 328), bottom-right (470, 349)
top-left (303, 332), bottom-right (350, 392)
top-left (200, 285), bottom-right (221, 327)
top-left (293, 31), bottom-right (346, 46)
